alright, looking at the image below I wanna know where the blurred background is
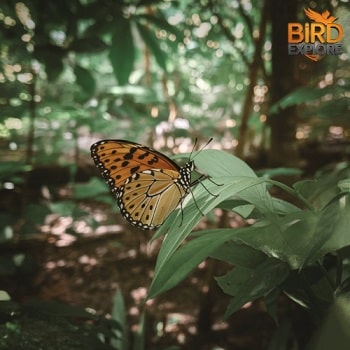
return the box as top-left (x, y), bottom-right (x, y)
top-left (1, 0), bottom-right (350, 349)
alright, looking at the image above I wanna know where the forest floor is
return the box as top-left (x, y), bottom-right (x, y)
top-left (3, 203), bottom-right (313, 350)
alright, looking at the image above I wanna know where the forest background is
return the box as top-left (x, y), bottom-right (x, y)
top-left (1, 0), bottom-right (350, 349)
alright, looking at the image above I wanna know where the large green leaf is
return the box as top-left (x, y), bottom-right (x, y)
top-left (234, 211), bottom-right (318, 269)
top-left (210, 240), bottom-right (267, 267)
top-left (191, 149), bottom-right (257, 178)
top-left (148, 150), bottom-right (276, 298)
top-left (109, 17), bottom-right (135, 85)
top-left (147, 228), bottom-right (244, 298)
top-left (293, 178), bottom-right (340, 209)
top-left (314, 193), bottom-right (350, 260)
top-left (233, 193), bottom-right (350, 270)
top-left (216, 258), bottom-right (289, 318)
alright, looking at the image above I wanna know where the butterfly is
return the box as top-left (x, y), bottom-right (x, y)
top-left (90, 139), bottom-right (207, 230)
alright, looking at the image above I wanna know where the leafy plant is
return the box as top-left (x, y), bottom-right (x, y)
top-left (147, 149), bottom-right (350, 335)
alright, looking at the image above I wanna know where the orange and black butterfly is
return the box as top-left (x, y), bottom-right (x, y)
top-left (90, 139), bottom-right (206, 230)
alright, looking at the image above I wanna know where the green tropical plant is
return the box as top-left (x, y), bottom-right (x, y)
top-left (147, 149), bottom-right (350, 332)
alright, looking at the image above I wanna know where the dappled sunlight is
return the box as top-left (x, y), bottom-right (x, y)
top-left (1, 0), bottom-right (350, 348)
top-left (130, 287), bottom-right (148, 304)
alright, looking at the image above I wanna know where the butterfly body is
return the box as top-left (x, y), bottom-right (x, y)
top-left (90, 140), bottom-right (196, 229)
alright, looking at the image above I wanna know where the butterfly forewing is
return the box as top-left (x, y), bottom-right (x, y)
top-left (90, 140), bottom-right (181, 189)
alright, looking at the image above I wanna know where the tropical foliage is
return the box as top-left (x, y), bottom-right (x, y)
top-left (1, 0), bottom-right (350, 349)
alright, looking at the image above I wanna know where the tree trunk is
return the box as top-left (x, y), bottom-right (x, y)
top-left (268, 0), bottom-right (299, 166)
top-left (235, 0), bottom-right (269, 158)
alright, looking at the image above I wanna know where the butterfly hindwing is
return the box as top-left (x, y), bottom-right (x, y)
top-left (117, 169), bottom-right (188, 229)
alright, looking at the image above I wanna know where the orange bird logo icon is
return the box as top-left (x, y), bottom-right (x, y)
top-left (304, 8), bottom-right (337, 24)
top-left (303, 8), bottom-right (339, 61)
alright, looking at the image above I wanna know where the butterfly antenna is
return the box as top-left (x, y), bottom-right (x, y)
top-left (189, 137), bottom-right (198, 161)
top-left (189, 137), bottom-right (213, 161)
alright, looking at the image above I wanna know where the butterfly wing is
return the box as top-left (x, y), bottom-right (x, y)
top-left (117, 168), bottom-right (188, 229)
top-left (90, 140), bottom-right (181, 192)
top-left (90, 139), bottom-right (194, 229)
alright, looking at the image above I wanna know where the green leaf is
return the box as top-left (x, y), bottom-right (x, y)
top-left (210, 240), bottom-right (267, 267)
top-left (234, 211), bottom-right (318, 269)
top-left (338, 179), bottom-right (350, 192)
top-left (109, 17), bottom-right (135, 85)
top-left (293, 178), bottom-right (340, 209)
top-left (216, 258), bottom-right (289, 318)
top-left (148, 174), bottom-right (274, 298)
top-left (269, 198), bottom-right (301, 215)
top-left (194, 149), bottom-right (275, 217)
top-left (315, 193), bottom-right (350, 259)
top-left (148, 150), bottom-right (276, 300)
top-left (264, 288), bottom-right (281, 323)
top-left (111, 290), bottom-right (128, 350)
top-left (191, 149), bottom-right (257, 178)
top-left (0, 291), bottom-right (11, 301)
top-left (74, 65), bottom-right (96, 97)
top-left (147, 228), bottom-right (245, 299)
top-left (136, 22), bottom-right (167, 71)
top-left (133, 311), bottom-right (145, 350)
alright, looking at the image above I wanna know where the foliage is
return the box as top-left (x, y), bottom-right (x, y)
top-left (147, 149), bottom-right (350, 326)
top-left (269, 78), bottom-right (350, 130)
top-left (0, 293), bottom-right (121, 350)
top-left (0, 0), bottom-right (273, 163)
top-left (1, 0), bottom-right (350, 348)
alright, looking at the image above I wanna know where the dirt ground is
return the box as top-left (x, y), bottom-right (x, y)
top-left (2, 201), bottom-right (313, 350)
